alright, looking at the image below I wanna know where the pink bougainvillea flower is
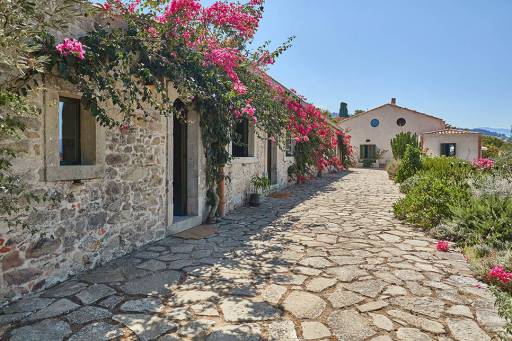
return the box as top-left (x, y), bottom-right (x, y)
top-left (147, 27), bottom-right (159, 38)
top-left (56, 38), bottom-right (85, 60)
top-left (488, 265), bottom-right (512, 285)
top-left (436, 240), bottom-right (449, 252)
top-left (473, 158), bottom-right (494, 170)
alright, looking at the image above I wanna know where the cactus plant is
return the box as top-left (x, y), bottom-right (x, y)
top-left (391, 132), bottom-right (419, 160)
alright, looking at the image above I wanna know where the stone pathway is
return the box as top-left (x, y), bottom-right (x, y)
top-left (0, 169), bottom-right (506, 340)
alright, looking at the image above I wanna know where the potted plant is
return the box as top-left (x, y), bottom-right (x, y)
top-left (249, 175), bottom-right (271, 207)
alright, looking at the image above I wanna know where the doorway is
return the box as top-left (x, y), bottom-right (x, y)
top-left (267, 139), bottom-right (278, 185)
top-left (173, 110), bottom-right (187, 216)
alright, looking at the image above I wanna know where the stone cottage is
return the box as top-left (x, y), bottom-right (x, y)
top-left (0, 67), bottom-right (300, 304)
top-left (338, 98), bottom-right (481, 165)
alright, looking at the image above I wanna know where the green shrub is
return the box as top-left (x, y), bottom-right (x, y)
top-left (421, 156), bottom-right (474, 180)
top-left (362, 159), bottom-right (375, 168)
top-left (448, 195), bottom-right (512, 250)
top-left (393, 174), bottom-right (470, 228)
top-left (395, 145), bottom-right (422, 183)
top-left (386, 159), bottom-right (399, 179)
top-left (390, 132), bottom-right (419, 160)
top-left (494, 152), bottom-right (512, 180)
top-left (399, 173), bottom-right (422, 194)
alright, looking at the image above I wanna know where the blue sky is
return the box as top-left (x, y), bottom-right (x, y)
top-left (246, 0), bottom-right (512, 129)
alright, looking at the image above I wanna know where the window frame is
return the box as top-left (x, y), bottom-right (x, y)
top-left (285, 133), bottom-right (295, 158)
top-left (440, 143), bottom-right (457, 157)
top-left (44, 88), bottom-right (105, 182)
top-left (360, 144), bottom-right (377, 160)
top-left (231, 118), bottom-right (255, 158)
top-left (397, 117), bottom-right (406, 127)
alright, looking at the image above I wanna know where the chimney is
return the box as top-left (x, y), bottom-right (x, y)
top-left (391, 98), bottom-right (397, 105)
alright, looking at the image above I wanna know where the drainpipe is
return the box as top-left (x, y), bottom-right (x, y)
top-left (218, 167), bottom-right (225, 217)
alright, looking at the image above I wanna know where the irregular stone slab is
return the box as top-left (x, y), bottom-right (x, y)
top-left (372, 336), bottom-right (393, 341)
top-left (178, 319), bottom-right (216, 338)
top-left (220, 298), bottom-right (281, 322)
top-left (387, 309), bottom-right (445, 334)
top-left (301, 321), bottom-right (331, 340)
top-left (120, 298), bottom-right (164, 313)
top-left (2, 297), bottom-right (54, 314)
top-left (68, 322), bottom-right (124, 341)
top-left (134, 251), bottom-right (160, 259)
top-left (390, 297), bottom-right (445, 318)
top-left (404, 239), bottom-right (429, 247)
top-left (271, 273), bottom-right (307, 285)
top-left (306, 277), bottom-right (337, 292)
top-left (447, 305), bottom-right (473, 318)
top-left (393, 269), bottom-right (426, 281)
top-left (343, 279), bottom-right (386, 298)
top-left (137, 259), bottom-right (167, 272)
top-left (191, 302), bottom-right (219, 316)
top-left (369, 313), bottom-right (394, 331)
top-left (261, 284), bottom-right (287, 304)
top-left (380, 234), bottom-right (402, 243)
top-left (27, 298), bottom-right (80, 321)
top-left (11, 319), bottom-right (71, 341)
top-left (98, 295), bottom-right (123, 309)
top-left (329, 256), bottom-right (365, 265)
top-left (166, 307), bottom-right (192, 320)
top-left (42, 281), bottom-right (88, 298)
top-left (328, 288), bottom-right (365, 308)
top-left (283, 291), bottom-right (326, 319)
top-left (120, 270), bottom-right (181, 295)
top-left (326, 266), bottom-right (369, 282)
top-left (383, 285), bottom-right (407, 296)
top-left (357, 300), bottom-right (388, 312)
top-left (476, 309), bottom-right (507, 332)
top-left (396, 327), bottom-right (432, 341)
top-left (171, 290), bottom-right (219, 305)
top-left (328, 308), bottom-right (376, 340)
top-left (76, 284), bottom-right (116, 304)
top-left (207, 323), bottom-right (261, 341)
top-left (299, 257), bottom-right (333, 269)
top-left (113, 314), bottom-right (178, 341)
top-left (174, 224), bottom-right (218, 240)
top-left (78, 270), bottom-right (124, 284)
top-left (268, 320), bottom-right (298, 340)
top-left (447, 318), bottom-right (491, 340)
top-left (0, 312), bottom-right (27, 325)
top-left (293, 266), bottom-right (322, 276)
top-left (65, 306), bottom-right (112, 324)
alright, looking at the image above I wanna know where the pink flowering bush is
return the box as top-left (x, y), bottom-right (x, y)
top-left (436, 240), bottom-right (449, 252)
top-left (55, 38), bottom-right (85, 60)
top-left (473, 158), bottom-right (494, 170)
top-left (489, 265), bottom-right (512, 285)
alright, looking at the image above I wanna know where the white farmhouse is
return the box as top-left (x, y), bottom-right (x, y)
top-left (338, 98), bottom-right (481, 165)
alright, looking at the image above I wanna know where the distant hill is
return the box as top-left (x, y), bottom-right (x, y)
top-left (473, 127), bottom-right (511, 138)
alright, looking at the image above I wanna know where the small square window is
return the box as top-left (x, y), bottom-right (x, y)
top-left (360, 144), bottom-right (377, 159)
top-left (232, 118), bottom-right (250, 157)
top-left (285, 134), bottom-right (295, 157)
top-left (441, 143), bottom-right (456, 157)
top-left (59, 97), bottom-right (81, 165)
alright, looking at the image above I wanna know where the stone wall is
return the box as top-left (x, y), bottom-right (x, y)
top-left (0, 70), bottom-right (297, 304)
top-left (224, 130), bottom-right (294, 211)
top-left (0, 75), bottom-right (170, 303)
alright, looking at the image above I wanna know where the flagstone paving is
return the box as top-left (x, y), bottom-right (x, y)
top-left (0, 168), bottom-right (506, 340)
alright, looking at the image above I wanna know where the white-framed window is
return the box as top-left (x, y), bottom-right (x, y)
top-left (285, 134), bottom-right (295, 157)
top-left (231, 118), bottom-right (255, 158)
top-left (44, 86), bottom-right (105, 181)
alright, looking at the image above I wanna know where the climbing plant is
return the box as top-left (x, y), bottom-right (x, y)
top-left (5, 0), bottom-right (352, 223)
top-left (0, 0), bottom-right (86, 227)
